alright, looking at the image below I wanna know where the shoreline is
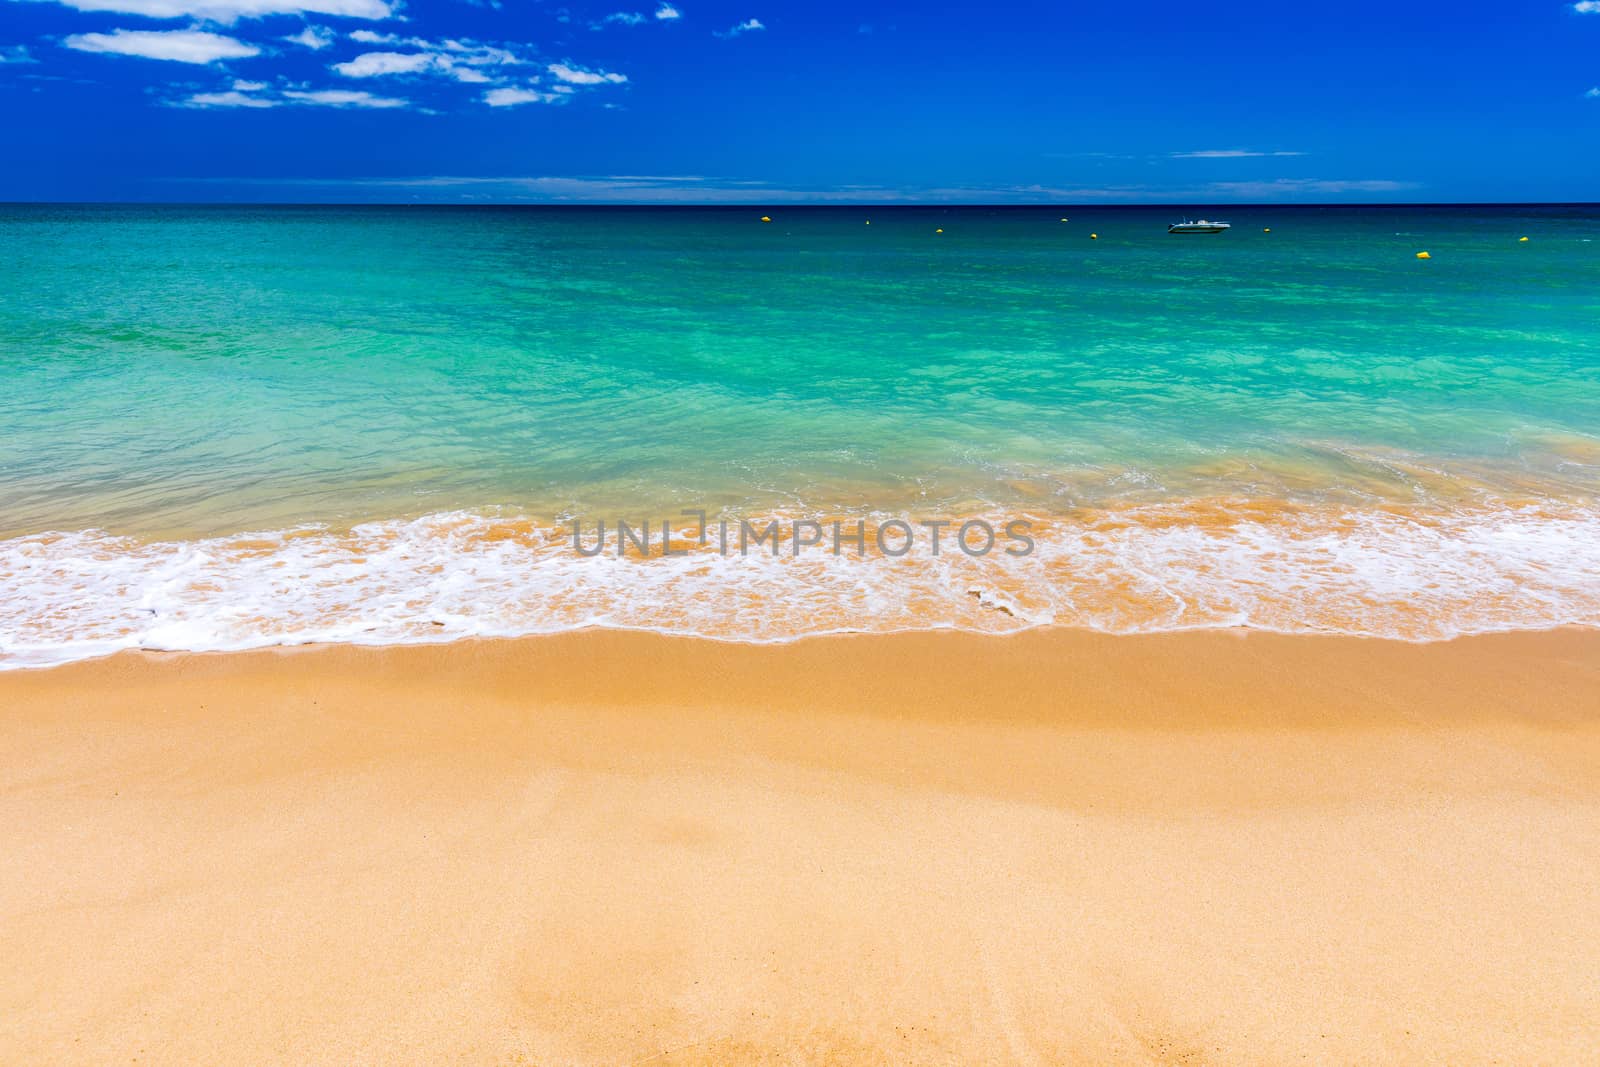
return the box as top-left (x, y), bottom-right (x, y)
top-left (9, 495), bottom-right (1600, 667)
top-left (4, 627), bottom-right (1599, 1063)
top-left (7, 615), bottom-right (1600, 676)
top-left (12, 611), bottom-right (1600, 675)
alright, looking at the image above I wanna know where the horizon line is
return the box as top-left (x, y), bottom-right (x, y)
top-left (5, 199), bottom-right (1600, 209)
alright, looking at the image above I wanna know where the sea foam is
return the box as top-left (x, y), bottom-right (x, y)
top-left (4, 501), bottom-right (1600, 669)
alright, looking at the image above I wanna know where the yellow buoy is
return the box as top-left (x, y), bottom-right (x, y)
top-left (1060, 217), bottom-right (1069, 222)
top-left (865, 220), bottom-right (871, 226)
top-left (935, 228), bottom-right (943, 233)
top-left (1090, 233), bottom-right (1098, 239)
top-left (1519, 236), bottom-right (1530, 242)
top-left (1416, 251), bottom-right (1431, 259)
top-left (760, 215), bottom-right (771, 223)
top-left (1264, 227), bottom-right (1271, 233)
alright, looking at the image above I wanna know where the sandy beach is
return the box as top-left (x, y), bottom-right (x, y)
top-left (3, 628), bottom-right (1599, 1065)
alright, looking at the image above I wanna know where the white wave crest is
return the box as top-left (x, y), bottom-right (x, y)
top-left (3, 503), bottom-right (1600, 669)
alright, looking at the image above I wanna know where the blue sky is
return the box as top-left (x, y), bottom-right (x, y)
top-left (2, 0), bottom-right (1598, 202)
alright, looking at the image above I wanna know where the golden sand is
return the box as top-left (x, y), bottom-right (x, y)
top-left (3, 628), bottom-right (1599, 1065)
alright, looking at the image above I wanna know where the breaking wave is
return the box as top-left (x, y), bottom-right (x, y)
top-left (4, 500), bottom-right (1600, 669)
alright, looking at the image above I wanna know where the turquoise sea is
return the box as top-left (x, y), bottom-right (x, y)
top-left (3, 204), bottom-right (1599, 666)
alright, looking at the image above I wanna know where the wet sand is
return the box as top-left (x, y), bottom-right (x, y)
top-left (3, 628), bottom-right (1599, 1064)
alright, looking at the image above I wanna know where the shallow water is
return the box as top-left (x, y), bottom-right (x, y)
top-left (3, 204), bottom-right (1598, 665)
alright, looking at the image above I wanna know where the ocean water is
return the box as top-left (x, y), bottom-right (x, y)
top-left (2, 203), bottom-right (1598, 667)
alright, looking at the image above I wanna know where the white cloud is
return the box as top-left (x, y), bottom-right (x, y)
top-left (308, 175), bottom-right (753, 199)
top-left (1205, 178), bottom-right (1418, 197)
top-left (332, 39), bottom-right (527, 85)
top-left (346, 31), bottom-right (519, 65)
top-left (184, 88), bottom-right (276, 106)
top-left (1586, 87), bottom-right (1600, 98)
top-left (1574, 2), bottom-right (1600, 12)
top-left (282, 87), bottom-right (406, 107)
top-left (1, 45), bottom-right (37, 63)
top-left (547, 62), bottom-right (626, 84)
top-left (166, 173), bottom-right (1433, 205)
top-left (717, 17), bottom-right (762, 36)
top-left (595, 8), bottom-right (677, 31)
top-left (44, 0), bottom-right (392, 24)
top-left (484, 85), bottom-right (560, 106)
top-left (334, 51), bottom-right (434, 76)
top-left (175, 79), bottom-right (408, 108)
top-left (65, 29), bottom-right (260, 64)
top-left (217, 174), bottom-right (1086, 203)
top-left (447, 41), bottom-right (517, 61)
top-left (1171, 149), bottom-right (1305, 159)
top-left (283, 25), bottom-right (335, 49)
